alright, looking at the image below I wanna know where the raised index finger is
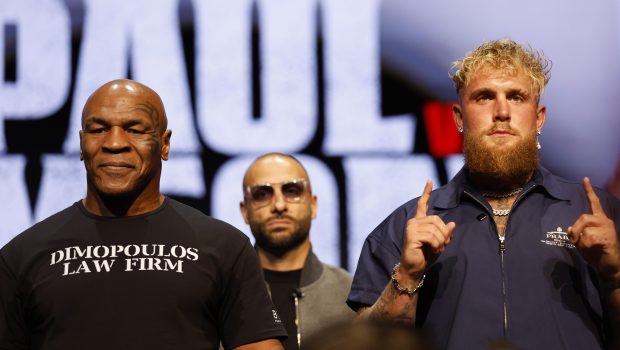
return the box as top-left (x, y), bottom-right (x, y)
top-left (583, 177), bottom-right (605, 216)
top-left (415, 179), bottom-right (433, 218)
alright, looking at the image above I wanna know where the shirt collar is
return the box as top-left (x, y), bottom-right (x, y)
top-left (433, 166), bottom-right (571, 210)
top-left (532, 166), bottom-right (572, 201)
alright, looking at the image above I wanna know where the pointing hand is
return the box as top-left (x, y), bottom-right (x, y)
top-left (398, 180), bottom-right (456, 282)
top-left (567, 177), bottom-right (620, 282)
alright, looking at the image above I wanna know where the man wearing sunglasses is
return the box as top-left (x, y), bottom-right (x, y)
top-left (240, 153), bottom-right (355, 350)
top-left (347, 39), bottom-right (620, 350)
top-left (0, 80), bottom-right (286, 350)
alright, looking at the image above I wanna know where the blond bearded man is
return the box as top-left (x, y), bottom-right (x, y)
top-left (347, 40), bottom-right (620, 350)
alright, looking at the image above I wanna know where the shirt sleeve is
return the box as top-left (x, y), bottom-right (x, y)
top-left (346, 205), bottom-right (410, 311)
top-left (0, 250), bottom-right (28, 350)
top-left (217, 239), bottom-right (287, 349)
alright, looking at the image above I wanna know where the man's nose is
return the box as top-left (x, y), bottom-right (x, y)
top-left (271, 190), bottom-right (288, 213)
top-left (102, 127), bottom-right (131, 153)
top-left (494, 97), bottom-right (510, 122)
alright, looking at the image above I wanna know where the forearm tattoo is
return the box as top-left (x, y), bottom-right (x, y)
top-left (367, 282), bottom-right (417, 325)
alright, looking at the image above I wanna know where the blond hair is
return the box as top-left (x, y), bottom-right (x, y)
top-left (449, 39), bottom-right (551, 100)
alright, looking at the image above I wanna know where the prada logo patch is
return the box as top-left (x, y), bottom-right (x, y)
top-left (541, 227), bottom-right (575, 249)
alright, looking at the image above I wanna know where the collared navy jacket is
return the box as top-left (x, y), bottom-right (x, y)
top-left (347, 167), bottom-right (620, 350)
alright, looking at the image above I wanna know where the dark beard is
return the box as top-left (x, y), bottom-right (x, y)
top-left (251, 216), bottom-right (311, 257)
top-left (463, 127), bottom-right (539, 191)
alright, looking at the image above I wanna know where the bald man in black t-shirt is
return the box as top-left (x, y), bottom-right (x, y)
top-left (0, 79), bottom-right (286, 350)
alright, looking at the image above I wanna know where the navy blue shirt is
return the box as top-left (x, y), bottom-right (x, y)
top-left (348, 167), bottom-right (620, 350)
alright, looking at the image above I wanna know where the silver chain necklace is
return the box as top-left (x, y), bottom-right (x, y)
top-left (492, 208), bottom-right (511, 216)
top-left (482, 187), bottom-right (523, 199)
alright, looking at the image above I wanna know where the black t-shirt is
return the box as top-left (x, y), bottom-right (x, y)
top-left (263, 269), bottom-right (302, 350)
top-left (0, 198), bottom-right (286, 350)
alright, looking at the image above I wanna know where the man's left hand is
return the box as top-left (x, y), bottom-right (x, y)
top-left (568, 177), bottom-right (620, 283)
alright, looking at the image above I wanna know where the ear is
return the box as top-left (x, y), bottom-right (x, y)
top-left (161, 130), bottom-right (172, 161)
top-left (240, 201), bottom-right (250, 225)
top-left (310, 195), bottom-right (318, 220)
top-left (79, 130), bottom-right (84, 161)
top-left (536, 104), bottom-right (546, 131)
top-left (452, 103), bottom-right (464, 132)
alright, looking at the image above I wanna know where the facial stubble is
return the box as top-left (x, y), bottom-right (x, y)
top-left (251, 213), bottom-right (312, 257)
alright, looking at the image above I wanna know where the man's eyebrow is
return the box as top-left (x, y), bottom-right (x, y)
top-left (84, 116), bottom-right (108, 126)
top-left (84, 116), bottom-right (149, 128)
top-left (468, 87), bottom-right (531, 98)
top-left (506, 88), bottom-right (531, 96)
top-left (123, 119), bottom-right (148, 127)
top-left (469, 88), bottom-right (495, 97)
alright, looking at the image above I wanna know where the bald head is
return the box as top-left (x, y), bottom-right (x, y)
top-left (79, 79), bottom-right (172, 211)
top-left (243, 153), bottom-right (311, 191)
top-left (82, 79), bottom-right (168, 135)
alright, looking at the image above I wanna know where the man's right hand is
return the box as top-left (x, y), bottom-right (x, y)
top-left (398, 180), bottom-right (456, 285)
top-left (357, 180), bottom-right (457, 323)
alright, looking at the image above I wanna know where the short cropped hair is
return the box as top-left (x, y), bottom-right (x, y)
top-left (449, 39), bottom-right (551, 100)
